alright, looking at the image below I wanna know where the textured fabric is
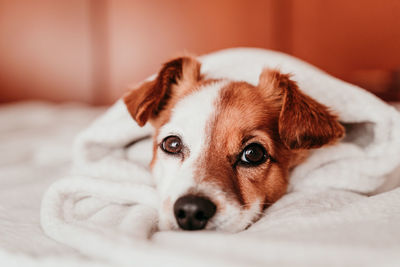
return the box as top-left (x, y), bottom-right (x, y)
top-left (0, 102), bottom-right (106, 266)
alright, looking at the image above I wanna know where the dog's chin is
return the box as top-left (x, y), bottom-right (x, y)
top-left (209, 201), bottom-right (263, 233)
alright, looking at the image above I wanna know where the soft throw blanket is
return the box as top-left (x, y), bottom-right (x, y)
top-left (40, 48), bottom-right (400, 267)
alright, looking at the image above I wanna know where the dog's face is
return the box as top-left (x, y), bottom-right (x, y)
top-left (124, 57), bottom-right (344, 232)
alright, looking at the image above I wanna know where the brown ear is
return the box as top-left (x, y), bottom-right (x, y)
top-left (259, 69), bottom-right (344, 150)
top-left (123, 57), bottom-right (201, 126)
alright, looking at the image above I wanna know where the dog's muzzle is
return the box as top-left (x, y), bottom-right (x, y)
top-left (173, 194), bottom-right (216, 230)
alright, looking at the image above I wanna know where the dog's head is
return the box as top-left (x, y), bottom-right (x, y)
top-left (124, 56), bottom-right (344, 232)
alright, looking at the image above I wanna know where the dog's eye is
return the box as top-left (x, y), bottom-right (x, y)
top-left (240, 143), bottom-right (267, 166)
top-left (161, 135), bottom-right (183, 154)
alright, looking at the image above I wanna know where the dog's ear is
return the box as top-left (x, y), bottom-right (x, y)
top-left (259, 69), bottom-right (344, 150)
top-left (123, 57), bottom-right (201, 126)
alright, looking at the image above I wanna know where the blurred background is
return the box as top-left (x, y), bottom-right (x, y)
top-left (0, 0), bottom-right (399, 105)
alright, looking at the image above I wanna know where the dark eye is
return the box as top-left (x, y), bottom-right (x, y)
top-left (239, 143), bottom-right (267, 166)
top-left (161, 135), bottom-right (183, 154)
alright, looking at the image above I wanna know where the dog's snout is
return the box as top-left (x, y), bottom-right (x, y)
top-left (173, 195), bottom-right (216, 230)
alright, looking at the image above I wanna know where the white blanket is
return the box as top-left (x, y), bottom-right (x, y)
top-left (40, 48), bottom-right (400, 267)
top-left (0, 102), bottom-right (108, 266)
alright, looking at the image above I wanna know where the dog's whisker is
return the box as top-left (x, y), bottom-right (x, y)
top-left (209, 216), bottom-right (233, 230)
top-left (206, 220), bottom-right (220, 230)
top-left (238, 202), bottom-right (273, 208)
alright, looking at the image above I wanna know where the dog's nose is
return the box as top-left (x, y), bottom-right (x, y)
top-left (173, 195), bottom-right (216, 230)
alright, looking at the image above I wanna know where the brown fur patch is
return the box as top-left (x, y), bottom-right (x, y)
top-left (195, 81), bottom-right (291, 208)
top-left (193, 69), bottom-right (344, 209)
top-left (123, 56), bottom-right (202, 127)
top-left (260, 69), bottom-right (345, 150)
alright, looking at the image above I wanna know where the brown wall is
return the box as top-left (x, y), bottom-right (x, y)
top-left (0, 0), bottom-right (93, 103)
top-left (290, 0), bottom-right (400, 96)
top-left (106, 0), bottom-right (277, 101)
top-left (0, 0), bottom-right (399, 104)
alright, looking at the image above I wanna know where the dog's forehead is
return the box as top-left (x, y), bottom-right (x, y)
top-left (158, 80), bottom-right (227, 142)
top-left (210, 81), bottom-right (280, 149)
top-left (157, 80), bottom-right (276, 146)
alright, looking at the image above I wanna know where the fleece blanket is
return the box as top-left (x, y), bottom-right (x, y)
top-left (40, 48), bottom-right (400, 267)
top-left (0, 102), bottom-right (109, 266)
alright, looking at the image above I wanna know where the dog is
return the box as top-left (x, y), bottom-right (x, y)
top-left (123, 56), bottom-right (344, 232)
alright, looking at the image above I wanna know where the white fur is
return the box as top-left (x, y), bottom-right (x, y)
top-left (153, 81), bottom-right (226, 230)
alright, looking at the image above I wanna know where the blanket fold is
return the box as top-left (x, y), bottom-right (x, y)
top-left (41, 48), bottom-right (400, 267)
